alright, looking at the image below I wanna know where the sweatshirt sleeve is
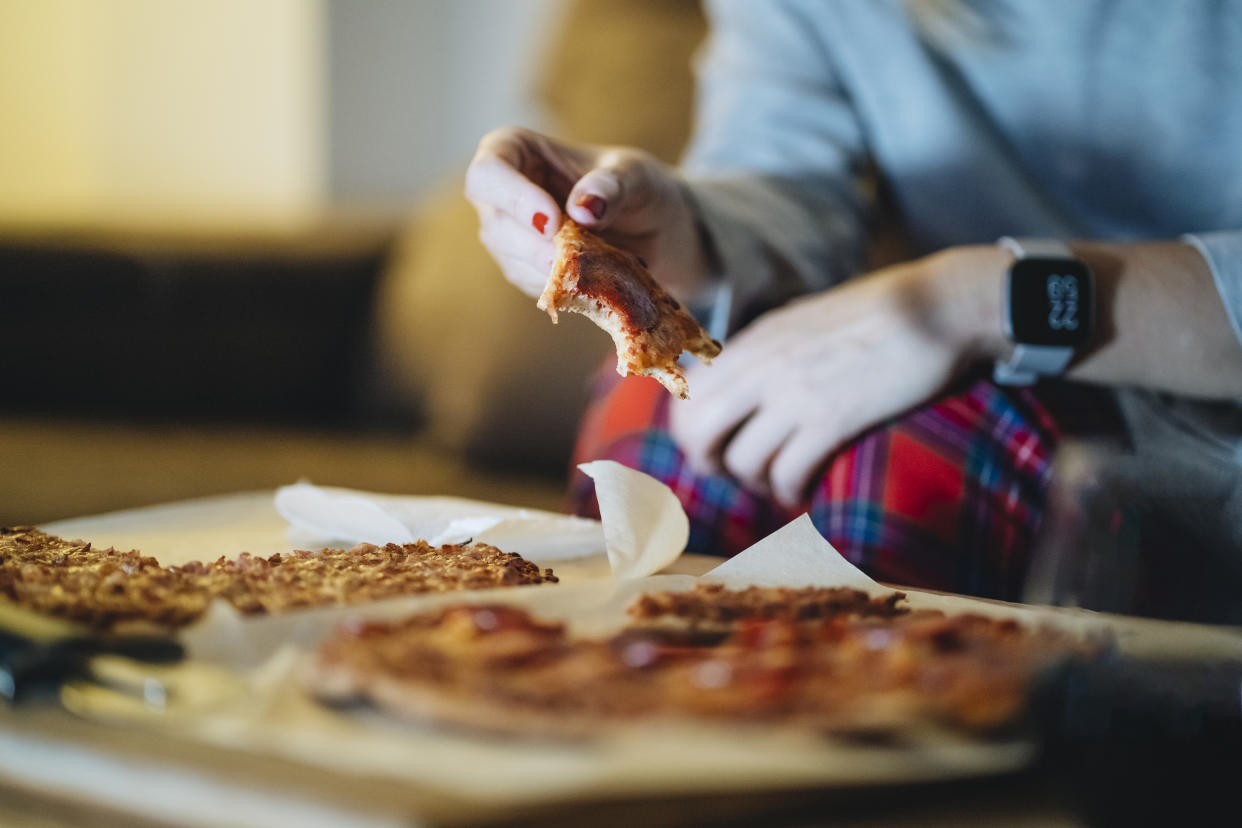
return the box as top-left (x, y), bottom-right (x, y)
top-left (682, 0), bottom-right (872, 332)
top-left (1183, 229), bottom-right (1242, 349)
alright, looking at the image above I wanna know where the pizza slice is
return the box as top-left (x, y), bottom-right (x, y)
top-left (537, 219), bottom-right (721, 399)
top-left (0, 526), bottom-right (558, 631)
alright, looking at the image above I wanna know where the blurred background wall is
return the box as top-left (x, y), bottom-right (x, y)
top-left (327, 0), bottom-right (558, 204)
top-left (0, 0), bottom-right (559, 226)
top-left (0, 0), bottom-right (704, 526)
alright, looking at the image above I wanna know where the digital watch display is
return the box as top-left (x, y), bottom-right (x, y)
top-left (1005, 257), bottom-right (1093, 347)
top-left (994, 238), bottom-right (1095, 386)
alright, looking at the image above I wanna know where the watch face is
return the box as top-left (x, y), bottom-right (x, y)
top-left (1007, 258), bottom-right (1093, 347)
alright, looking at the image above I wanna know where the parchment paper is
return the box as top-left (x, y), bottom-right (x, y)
top-left (703, 513), bottom-right (879, 591)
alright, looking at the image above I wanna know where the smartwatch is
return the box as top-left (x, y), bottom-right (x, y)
top-left (993, 237), bottom-right (1094, 386)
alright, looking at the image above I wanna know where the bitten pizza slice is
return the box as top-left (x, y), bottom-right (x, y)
top-left (537, 219), bottom-right (721, 399)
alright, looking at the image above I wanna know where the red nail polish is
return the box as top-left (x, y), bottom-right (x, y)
top-left (532, 212), bottom-right (549, 234)
top-left (576, 194), bottom-right (607, 220)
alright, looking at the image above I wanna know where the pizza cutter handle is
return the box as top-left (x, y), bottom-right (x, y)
top-left (86, 634), bottom-right (185, 664)
top-left (0, 630), bottom-right (84, 703)
top-left (0, 629), bottom-right (184, 704)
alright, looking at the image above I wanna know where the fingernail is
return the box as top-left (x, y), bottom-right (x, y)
top-left (575, 194), bottom-right (607, 221)
top-left (532, 212), bottom-right (549, 234)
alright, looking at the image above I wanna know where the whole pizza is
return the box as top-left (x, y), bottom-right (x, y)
top-left (307, 583), bottom-right (1091, 737)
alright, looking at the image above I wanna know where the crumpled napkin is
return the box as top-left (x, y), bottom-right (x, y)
top-left (274, 461), bottom-right (687, 579)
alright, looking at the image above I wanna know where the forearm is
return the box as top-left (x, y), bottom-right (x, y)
top-left (1068, 241), bottom-right (1242, 396)
top-left (937, 240), bottom-right (1242, 399)
top-left (672, 237), bottom-right (1242, 504)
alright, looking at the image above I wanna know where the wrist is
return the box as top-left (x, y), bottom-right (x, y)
top-left (924, 245), bottom-right (1011, 363)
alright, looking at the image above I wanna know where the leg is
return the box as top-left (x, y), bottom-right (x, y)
top-left (808, 379), bottom-right (1058, 600)
top-left (568, 364), bottom-right (1115, 601)
top-left (567, 368), bottom-right (788, 557)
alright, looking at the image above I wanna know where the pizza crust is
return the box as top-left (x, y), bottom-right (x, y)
top-left (538, 219), bottom-right (721, 399)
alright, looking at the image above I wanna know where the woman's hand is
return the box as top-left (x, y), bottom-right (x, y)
top-left (464, 126), bottom-right (711, 302)
top-left (670, 247), bottom-right (1010, 507)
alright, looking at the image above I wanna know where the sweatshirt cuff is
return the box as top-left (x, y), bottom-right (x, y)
top-left (1182, 230), bottom-right (1242, 349)
top-left (683, 175), bottom-right (862, 334)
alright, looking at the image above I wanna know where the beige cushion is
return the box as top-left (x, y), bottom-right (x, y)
top-left (375, 1), bottom-right (706, 469)
top-left (375, 184), bottom-right (607, 469)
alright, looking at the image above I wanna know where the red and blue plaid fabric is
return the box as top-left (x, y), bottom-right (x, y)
top-left (568, 364), bottom-right (1114, 602)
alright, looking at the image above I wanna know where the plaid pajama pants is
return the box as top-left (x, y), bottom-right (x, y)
top-left (568, 365), bottom-right (1115, 602)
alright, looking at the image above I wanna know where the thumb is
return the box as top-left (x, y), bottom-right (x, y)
top-left (565, 150), bottom-right (657, 232)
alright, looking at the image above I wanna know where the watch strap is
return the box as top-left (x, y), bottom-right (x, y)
top-left (993, 344), bottom-right (1075, 386)
top-left (1000, 237), bottom-right (1073, 258)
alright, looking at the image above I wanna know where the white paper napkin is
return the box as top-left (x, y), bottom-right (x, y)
top-left (275, 461), bottom-right (688, 579)
top-left (274, 483), bottom-right (604, 562)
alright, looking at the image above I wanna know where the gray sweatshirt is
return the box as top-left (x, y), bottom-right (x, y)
top-left (683, 0), bottom-right (1242, 548)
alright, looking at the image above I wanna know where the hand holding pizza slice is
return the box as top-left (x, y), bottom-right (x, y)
top-left (464, 128), bottom-right (722, 397)
top-left (538, 219), bottom-right (722, 399)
